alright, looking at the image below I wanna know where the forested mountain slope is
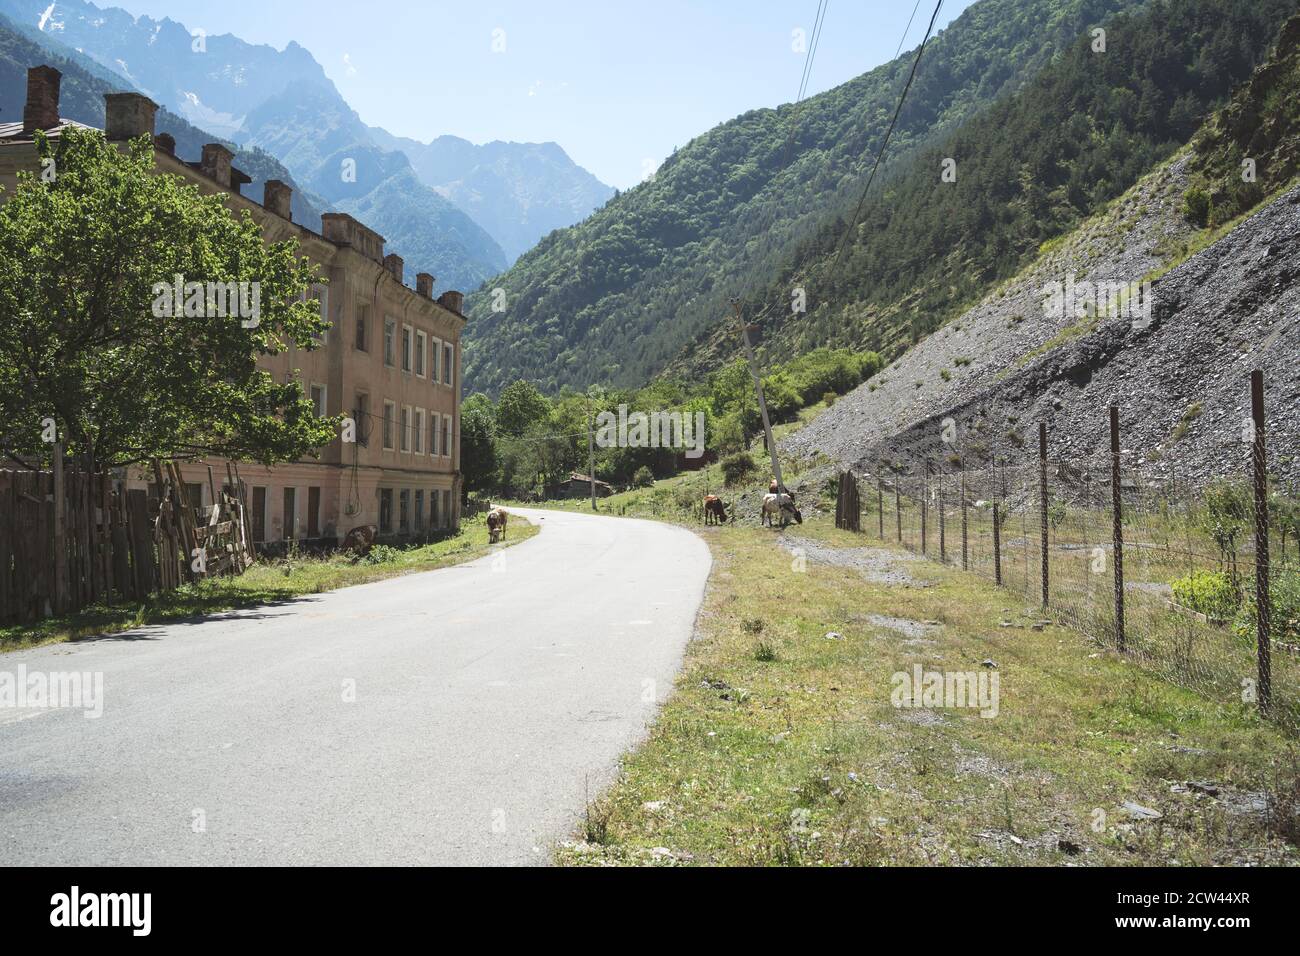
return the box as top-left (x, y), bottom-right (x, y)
top-left (462, 0), bottom-right (1159, 395)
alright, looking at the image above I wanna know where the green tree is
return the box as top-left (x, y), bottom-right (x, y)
top-left (459, 404), bottom-right (498, 494)
top-left (0, 129), bottom-right (334, 469)
top-left (496, 380), bottom-right (552, 438)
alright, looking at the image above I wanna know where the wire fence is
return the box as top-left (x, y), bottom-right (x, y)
top-left (850, 371), bottom-right (1299, 733)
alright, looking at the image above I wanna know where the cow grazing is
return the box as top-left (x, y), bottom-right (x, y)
top-left (703, 495), bottom-right (731, 525)
top-left (761, 493), bottom-right (803, 528)
top-left (487, 508), bottom-right (508, 543)
top-left (342, 524), bottom-right (378, 556)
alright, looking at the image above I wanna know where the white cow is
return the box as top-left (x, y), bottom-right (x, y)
top-left (761, 493), bottom-right (802, 528)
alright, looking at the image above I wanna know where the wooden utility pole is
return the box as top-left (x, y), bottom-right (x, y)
top-left (732, 300), bottom-right (784, 492)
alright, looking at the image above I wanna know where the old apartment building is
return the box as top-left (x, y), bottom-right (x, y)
top-left (0, 67), bottom-right (465, 546)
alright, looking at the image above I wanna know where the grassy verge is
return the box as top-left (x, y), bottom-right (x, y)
top-left (1, 513), bottom-right (539, 653)
top-left (558, 512), bottom-right (1298, 866)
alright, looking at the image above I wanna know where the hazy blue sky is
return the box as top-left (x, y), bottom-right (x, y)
top-left (111, 0), bottom-right (979, 188)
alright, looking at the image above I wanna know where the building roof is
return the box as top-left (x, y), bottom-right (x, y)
top-left (0, 118), bottom-right (96, 142)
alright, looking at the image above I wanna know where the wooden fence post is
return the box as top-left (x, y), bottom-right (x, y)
top-left (938, 470), bottom-right (946, 562)
top-left (1110, 407), bottom-right (1125, 652)
top-left (993, 460), bottom-right (1002, 587)
top-left (1039, 421), bottom-right (1049, 608)
top-left (960, 472), bottom-right (968, 571)
top-left (920, 470), bottom-right (928, 556)
top-left (1251, 370), bottom-right (1271, 714)
top-left (877, 475), bottom-right (884, 539)
top-left (52, 442), bottom-right (67, 615)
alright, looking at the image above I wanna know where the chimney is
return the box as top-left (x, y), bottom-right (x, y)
top-left (103, 92), bottom-right (158, 141)
top-left (438, 291), bottom-right (465, 315)
top-left (384, 253), bottom-right (404, 284)
top-left (154, 133), bottom-right (176, 156)
top-left (416, 273), bottom-right (435, 298)
top-left (264, 179), bottom-right (293, 221)
top-left (200, 143), bottom-right (234, 188)
top-left (23, 66), bottom-right (62, 134)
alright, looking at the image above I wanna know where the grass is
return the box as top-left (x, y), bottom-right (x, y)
top-left (554, 507), bottom-right (1298, 867)
top-left (0, 513), bottom-right (538, 653)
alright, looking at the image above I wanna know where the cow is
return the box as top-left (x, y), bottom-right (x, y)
top-left (487, 508), bottom-right (508, 543)
top-left (703, 495), bottom-right (731, 525)
top-left (342, 524), bottom-right (378, 556)
top-left (761, 493), bottom-right (802, 528)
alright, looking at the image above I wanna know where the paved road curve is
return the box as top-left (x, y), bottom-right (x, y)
top-left (0, 509), bottom-right (711, 865)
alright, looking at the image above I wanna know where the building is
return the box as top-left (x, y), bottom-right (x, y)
top-left (0, 67), bottom-right (465, 548)
top-left (551, 473), bottom-right (615, 499)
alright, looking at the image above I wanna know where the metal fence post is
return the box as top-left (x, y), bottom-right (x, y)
top-left (993, 459), bottom-right (1002, 587)
top-left (1039, 421), bottom-right (1049, 608)
top-left (1110, 406), bottom-right (1125, 652)
top-left (938, 470), bottom-right (946, 562)
top-left (1251, 369), bottom-right (1271, 715)
top-left (878, 475), bottom-right (885, 540)
top-left (895, 478), bottom-right (902, 543)
top-left (920, 470), bottom-right (928, 556)
top-left (960, 472), bottom-right (968, 571)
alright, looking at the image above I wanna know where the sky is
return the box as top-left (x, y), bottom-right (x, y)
top-left (109, 0), bottom-right (980, 189)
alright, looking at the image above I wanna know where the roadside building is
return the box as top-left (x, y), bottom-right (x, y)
top-left (551, 473), bottom-right (615, 499)
top-left (0, 66), bottom-right (465, 548)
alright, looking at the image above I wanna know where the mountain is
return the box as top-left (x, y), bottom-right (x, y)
top-left (367, 127), bottom-right (615, 264)
top-left (0, 0), bottom-right (508, 291)
top-left (0, 10), bottom-right (326, 225)
top-left (459, 0), bottom-right (1172, 396)
top-left (783, 14), bottom-right (1300, 487)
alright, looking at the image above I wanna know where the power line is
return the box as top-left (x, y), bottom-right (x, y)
top-left (833, 0), bottom-right (944, 269)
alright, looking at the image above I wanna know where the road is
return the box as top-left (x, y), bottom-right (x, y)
top-left (0, 508), bottom-right (711, 866)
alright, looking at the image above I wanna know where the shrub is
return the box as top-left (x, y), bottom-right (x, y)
top-left (361, 544), bottom-right (402, 566)
top-left (1182, 186), bottom-right (1211, 227)
top-left (1171, 569), bottom-right (1239, 620)
top-left (822, 391), bottom-right (837, 407)
top-left (632, 465), bottom-right (655, 488)
top-left (722, 451), bottom-right (757, 487)
top-left (1234, 572), bottom-right (1300, 643)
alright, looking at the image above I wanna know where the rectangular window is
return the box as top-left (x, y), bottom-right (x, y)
top-left (382, 400), bottom-right (396, 451)
top-left (307, 486), bottom-right (321, 538)
top-left (283, 487), bottom-right (297, 540)
top-left (314, 284), bottom-right (330, 343)
top-left (399, 489), bottom-right (410, 533)
top-left (355, 303), bottom-right (369, 352)
top-left (379, 489), bottom-right (393, 534)
top-left (401, 325), bottom-right (413, 373)
top-left (251, 487), bottom-right (267, 543)
top-left (413, 408), bottom-right (424, 454)
top-left (430, 415), bottom-right (439, 457)
top-left (443, 490), bottom-right (452, 528)
top-left (354, 393), bottom-right (370, 447)
top-left (400, 406), bottom-right (411, 453)
top-left (384, 318), bottom-right (396, 367)
top-left (415, 331), bottom-right (426, 377)
top-left (430, 489), bottom-right (440, 529)
top-left (414, 490), bottom-right (424, 531)
top-left (310, 383), bottom-right (327, 418)
top-left (431, 337), bottom-right (441, 384)
top-left (185, 482), bottom-right (204, 511)
top-left (443, 343), bottom-right (454, 386)
top-left (443, 415), bottom-right (453, 460)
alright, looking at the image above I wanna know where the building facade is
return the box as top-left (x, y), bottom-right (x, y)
top-left (0, 67), bottom-right (465, 547)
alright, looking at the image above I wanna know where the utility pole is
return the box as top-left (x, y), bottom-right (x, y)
top-left (733, 299), bottom-right (784, 493)
top-left (586, 387), bottom-right (600, 511)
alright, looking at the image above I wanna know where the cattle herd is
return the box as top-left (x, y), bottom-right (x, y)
top-left (702, 480), bottom-right (802, 529)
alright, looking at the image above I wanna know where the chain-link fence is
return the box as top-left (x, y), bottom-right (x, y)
top-left (851, 372), bottom-right (1299, 733)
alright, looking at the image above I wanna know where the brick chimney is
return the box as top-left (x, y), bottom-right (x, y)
top-left (438, 291), bottom-right (465, 314)
top-left (264, 180), bottom-right (293, 221)
top-left (416, 273), bottom-right (435, 298)
top-left (384, 253), bottom-right (404, 284)
top-left (23, 66), bottom-right (61, 134)
top-left (153, 133), bottom-right (176, 156)
top-left (200, 143), bottom-right (234, 188)
top-left (103, 92), bottom-right (158, 141)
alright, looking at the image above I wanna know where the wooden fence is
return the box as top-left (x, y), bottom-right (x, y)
top-left (0, 455), bottom-right (255, 626)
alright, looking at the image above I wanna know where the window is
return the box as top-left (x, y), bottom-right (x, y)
top-left (354, 393), bottom-right (370, 447)
top-left (382, 400), bottom-right (396, 451)
top-left (379, 489), bottom-right (393, 534)
top-left (399, 489), bottom-right (410, 533)
top-left (310, 383), bottom-right (327, 418)
top-left (443, 490), bottom-right (452, 528)
top-left (431, 337), bottom-right (441, 383)
top-left (414, 331), bottom-right (426, 377)
top-left (400, 406), bottom-right (411, 453)
top-left (185, 482), bottom-right (204, 510)
top-left (384, 318), bottom-right (396, 366)
top-left (443, 343), bottom-right (454, 386)
top-left (251, 487), bottom-right (267, 543)
top-left (401, 325), bottom-right (413, 373)
top-left (307, 487), bottom-right (321, 538)
top-left (443, 415), bottom-right (453, 460)
top-left (430, 414), bottom-right (439, 457)
top-left (430, 489), bottom-right (440, 528)
top-left (355, 303), bottom-right (369, 352)
top-left (283, 487), bottom-right (297, 540)
top-left (313, 284), bottom-right (330, 343)
top-left (414, 490), bottom-right (424, 531)
top-left (413, 408), bottom-right (424, 454)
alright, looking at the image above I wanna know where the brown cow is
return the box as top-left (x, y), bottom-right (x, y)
top-left (703, 495), bottom-right (731, 525)
top-left (487, 508), bottom-right (508, 543)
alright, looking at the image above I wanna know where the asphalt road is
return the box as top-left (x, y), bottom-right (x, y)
top-left (0, 508), bottom-right (711, 866)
